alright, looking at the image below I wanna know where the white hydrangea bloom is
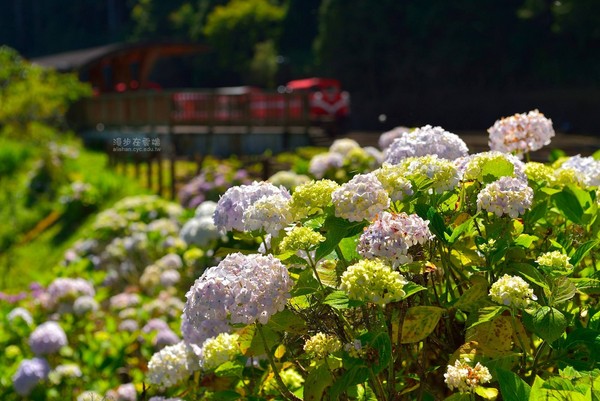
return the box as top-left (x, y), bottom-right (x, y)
top-left (489, 274), bottom-right (537, 308)
top-left (384, 125), bottom-right (469, 163)
top-left (308, 152), bottom-right (344, 178)
top-left (332, 173), bottom-right (390, 222)
top-left (444, 359), bottom-right (492, 393)
top-left (556, 155), bottom-right (600, 187)
top-left (378, 126), bottom-right (410, 150)
top-left (147, 342), bottom-right (199, 389)
top-left (214, 182), bottom-right (291, 233)
top-left (329, 138), bottom-right (362, 156)
top-left (401, 155), bottom-right (460, 193)
top-left (194, 200), bottom-right (218, 218)
top-left (340, 259), bottom-right (408, 305)
top-left (456, 151), bottom-right (527, 182)
top-left (477, 176), bottom-right (533, 218)
top-left (243, 193), bottom-right (294, 235)
top-left (372, 164), bottom-right (414, 202)
top-left (488, 109), bottom-right (555, 157)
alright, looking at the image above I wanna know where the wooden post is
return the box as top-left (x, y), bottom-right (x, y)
top-left (156, 151), bottom-right (163, 197)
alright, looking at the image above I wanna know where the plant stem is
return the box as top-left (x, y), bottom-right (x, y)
top-left (256, 323), bottom-right (302, 401)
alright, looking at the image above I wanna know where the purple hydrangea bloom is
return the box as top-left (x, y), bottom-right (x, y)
top-left (12, 357), bottom-right (50, 396)
top-left (29, 321), bottom-right (68, 355)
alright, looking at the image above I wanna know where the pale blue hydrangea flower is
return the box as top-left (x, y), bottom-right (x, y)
top-left (358, 212), bottom-right (433, 267)
top-left (477, 176), bottom-right (533, 218)
top-left (180, 215), bottom-right (221, 247)
top-left (556, 155), bottom-right (600, 187)
top-left (29, 321), bottom-right (68, 355)
top-left (378, 126), bottom-right (410, 150)
top-left (12, 357), bottom-right (50, 396)
top-left (214, 181), bottom-right (291, 233)
top-left (488, 109), bottom-right (554, 158)
top-left (194, 200), bottom-right (218, 218)
top-left (160, 270), bottom-right (181, 287)
top-left (332, 173), bottom-right (390, 222)
top-left (384, 125), bottom-right (469, 163)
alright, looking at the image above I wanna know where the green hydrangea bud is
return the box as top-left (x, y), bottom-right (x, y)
top-left (303, 332), bottom-right (342, 359)
top-left (290, 179), bottom-right (340, 218)
top-left (280, 226), bottom-right (325, 252)
top-left (340, 259), bottom-right (407, 305)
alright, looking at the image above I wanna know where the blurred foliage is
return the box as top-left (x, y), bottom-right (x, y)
top-left (0, 46), bottom-right (92, 143)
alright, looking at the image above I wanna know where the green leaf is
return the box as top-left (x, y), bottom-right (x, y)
top-left (209, 390), bottom-right (243, 401)
top-left (507, 263), bottom-right (549, 289)
top-left (571, 278), bottom-right (600, 295)
top-left (548, 276), bottom-right (577, 305)
top-left (427, 207), bottom-right (450, 244)
top-left (454, 281), bottom-right (489, 312)
top-left (552, 188), bottom-right (584, 225)
top-left (361, 331), bottom-right (392, 374)
top-left (532, 306), bottom-right (567, 343)
top-left (514, 234), bottom-right (538, 249)
top-left (401, 281), bottom-right (427, 300)
top-left (338, 235), bottom-right (360, 262)
top-left (266, 309), bottom-right (306, 334)
top-left (474, 387), bottom-right (499, 400)
top-left (214, 360), bottom-right (244, 378)
top-left (315, 215), bottom-right (365, 260)
top-left (446, 213), bottom-right (474, 244)
top-left (329, 365), bottom-right (370, 399)
top-left (497, 367), bottom-right (531, 401)
top-left (480, 157), bottom-right (515, 183)
top-left (401, 306), bottom-right (444, 343)
top-left (305, 363), bottom-right (335, 401)
top-left (323, 290), bottom-right (363, 310)
top-left (469, 306), bottom-right (508, 329)
top-left (570, 240), bottom-right (599, 267)
top-left (444, 393), bottom-right (471, 401)
top-left (291, 268), bottom-right (320, 296)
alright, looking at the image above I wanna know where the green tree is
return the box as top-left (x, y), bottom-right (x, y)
top-left (0, 47), bottom-right (92, 143)
top-left (203, 0), bottom-right (286, 77)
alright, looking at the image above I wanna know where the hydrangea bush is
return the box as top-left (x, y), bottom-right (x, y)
top-left (1, 110), bottom-right (600, 400)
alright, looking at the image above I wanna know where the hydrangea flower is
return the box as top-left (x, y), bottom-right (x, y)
top-left (289, 179), bottom-right (340, 218)
top-left (488, 109), bottom-right (554, 157)
top-left (148, 397), bottom-right (184, 401)
top-left (489, 274), bottom-right (537, 308)
top-left (456, 151), bottom-right (527, 183)
top-left (332, 173), bottom-right (390, 222)
top-left (384, 125), bottom-right (469, 163)
top-left (147, 341), bottom-right (199, 389)
top-left (180, 316), bottom-right (231, 355)
top-left (243, 192), bottom-right (294, 235)
top-left (536, 251), bottom-right (574, 275)
top-left (477, 176), bottom-right (533, 218)
top-left (106, 383), bottom-right (137, 401)
top-left (524, 162), bottom-right (557, 185)
top-left (180, 215), bottom-right (221, 247)
top-left (329, 138), bottom-right (362, 156)
top-left (12, 357), bottom-right (50, 396)
top-left (279, 226), bottom-right (325, 253)
top-left (46, 277), bottom-right (95, 309)
top-left (153, 329), bottom-right (180, 349)
top-left (398, 155), bottom-right (460, 193)
top-left (183, 253), bottom-right (293, 347)
top-left (77, 392), bottom-right (104, 401)
top-left (268, 170), bottom-right (311, 190)
top-left (199, 333), bottom-right (241, 370)
top-left (143, 318), bottom-right (171, 333)
top-left (214, 181), bottom-right (291, 233)
top-left (444, 359), bottom-right (492, 393)
top-left (372, 164), bottom-right (414, 202)
top-left (308, 152), bottom-right (344, 178)
top-left (7, 307), bottom-right (33, 325)
top-left (49, 364), bottom-right (83, 384)
top-left (29, 321), bottom-right (68, 355)
top-left (555, 155), bottom-right (600, 187)
top-left (73, 295), bottom-right (99, 316)
top-left (358, 212), bottom-right (433, 267)
top-left (340, 259), bottom-right (408, 304)
top-left (194, 200), bottom-right (218, 218)
top-left (378, 126), bottom-right (410, 150)
top-left (303, 332), bottom-right (342, 359)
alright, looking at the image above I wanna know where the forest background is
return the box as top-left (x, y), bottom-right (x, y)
top-left (2, 0), bottom-right (600, 132)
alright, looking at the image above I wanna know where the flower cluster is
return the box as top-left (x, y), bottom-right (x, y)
top-left (12, 357), bottom-right (51, 396)
top-left (477, 176), bottom-right (533, 218)
top-left (358, 212), bottom-right (433, 267)
top-left (182, 253), bottom-right (293, 347)
top-left (555, 155), bottom-right (600, 188)
top-left (267, 170), bottom-right (310, 190)
top-left (385, 125), bottom-right (469, 163)
top-left (524, 162), bottom-right (557, 185)
top-left (372, 164), bottom-right (414, 201)
top-left (29, 321), bottom-right (68, 355)
top-left (457, 151), bottom-right (527, 183)
top-left (45, 277), bottom-right (95, 309)
top-left (444, 359), bottom-right (492, 393)
top-left (488, 109), bottom-right (555, 157)
top-left (536, 251), bottom-right (573, 275)
top-left (7, 307), bottom-right (33, 325)
top-left (289, 179), bottom-right (339, 218)
top-left (340, 259), bottom-right (408, 304)
top-left (378, 126), bottom-right (410, 150)
top-left (399, 155), bottom-right (460, 193)
top-left (279, 226), bottom-right (325, 253)
top-left (243, 192), bottom-right (294, 235)
top-left (147, 341), bottom-right (198, 389)
top-left (489, 274), bottom-right (537, 308)
top-left (303, 332), bottom-right (342, 359)
top-left (199, 333), bottom-right (241, 370)
top-left (179, 201), bottom-right (221, 247)
top-left (214, 181), bottom-right (291, 233)
top-left (332, 173), bottom-right (390, 222)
